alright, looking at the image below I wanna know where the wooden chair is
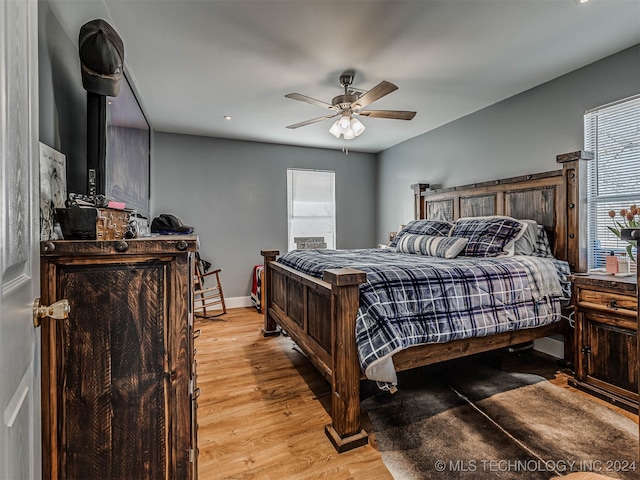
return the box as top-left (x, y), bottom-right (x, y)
top-left (193, 255), bottom-right (226, 318)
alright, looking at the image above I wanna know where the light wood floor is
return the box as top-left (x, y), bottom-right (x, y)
top-left (195, 307), bottom-right (638, 479)
top-left (195, 307), bottom-right (392, 479)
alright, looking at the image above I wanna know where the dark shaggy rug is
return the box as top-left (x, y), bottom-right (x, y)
top-left (361, 362), bottom-right (638, 480)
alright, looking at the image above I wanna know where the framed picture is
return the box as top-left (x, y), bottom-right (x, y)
top-left (40, 142), bottom-right (67, 240)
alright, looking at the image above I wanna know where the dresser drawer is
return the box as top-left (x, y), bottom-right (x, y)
top-left (577, 287), bottom-right (637, 316)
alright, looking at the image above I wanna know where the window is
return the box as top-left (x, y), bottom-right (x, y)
top-left (287, 169), bottom-right (336, 251)
top-left (584, 94), bottom-right (640, 270)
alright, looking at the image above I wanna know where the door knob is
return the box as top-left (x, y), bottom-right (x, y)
top-left (33, 298), bottom-right (70, 327)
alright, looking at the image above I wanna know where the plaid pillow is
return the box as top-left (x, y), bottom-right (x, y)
top-left (396, 234), bottom-right (468, 258)
top-left (390, 219), bottom-right (453, 247)
top-left (451, 216), bottom-right (526, 257)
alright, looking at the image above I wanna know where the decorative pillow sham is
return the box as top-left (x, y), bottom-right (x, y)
top-left (513, 219), bottom-right (538, 256)
top-left (450, 216), bottom-right (526, 257)
top-left (396, 234), bottom-right (468, 259)
top-left (389, 219), bottom-right (453, 247)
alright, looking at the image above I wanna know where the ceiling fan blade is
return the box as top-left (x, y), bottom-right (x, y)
top-left (286, 113), bottom-right (339, 129)
top-left (358, 110), bottom-right (417, 120)
top-left (350, 81), bottom-right (398, 109)
top-left (285, 93), bottom-right (337, 110)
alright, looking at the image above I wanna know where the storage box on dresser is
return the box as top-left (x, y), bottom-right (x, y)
top-left (40, 236), bottom-right (198, 480)
top-left (569, 273), bottom-right (638, 413)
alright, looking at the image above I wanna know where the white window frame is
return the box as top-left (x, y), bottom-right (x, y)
top-left (584, 94), bottom-right (640, 270)
top-left (287, 168), bottom-right (336, 252)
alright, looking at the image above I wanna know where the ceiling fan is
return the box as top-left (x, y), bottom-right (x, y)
top-left (285, 72), bottom-right (417, 140)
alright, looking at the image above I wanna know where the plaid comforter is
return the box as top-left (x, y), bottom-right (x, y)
top-left (277, 249), bottom-right (570, 389)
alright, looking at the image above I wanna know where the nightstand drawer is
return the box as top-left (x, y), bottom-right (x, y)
top-left (577, 287), bottom-right (637, 316)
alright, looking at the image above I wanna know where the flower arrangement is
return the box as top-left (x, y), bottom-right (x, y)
top-left (608, 205), bottom-right (639, 261)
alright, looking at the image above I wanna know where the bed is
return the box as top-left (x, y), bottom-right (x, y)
top-left (260, 151), bottom-right (591, 452)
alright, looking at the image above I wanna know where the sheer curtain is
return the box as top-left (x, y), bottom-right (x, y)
top-left (287, 169), bottom-right (336, 251)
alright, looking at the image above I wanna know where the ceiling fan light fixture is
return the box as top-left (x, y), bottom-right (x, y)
top-left (329, 120), bottom-right (341, 138)
top-left (329, 115), bottom-right (365, 140)
top-left (351, 117), bottom-right (365, 136)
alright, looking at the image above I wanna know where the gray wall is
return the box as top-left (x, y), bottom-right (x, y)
top-left (38, 0), bottom-right (87, 192)
top-left (37, 3), bottom-right (639, 300)
top-left (37, 2), bottom-right (377, 302)
top-left (154, 133), bottom-right (377, 299)
top-left (377, 44), bottom-right (640, 244)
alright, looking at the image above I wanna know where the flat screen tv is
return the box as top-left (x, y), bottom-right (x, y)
top-left (87, 71), bottom-right (150, 217)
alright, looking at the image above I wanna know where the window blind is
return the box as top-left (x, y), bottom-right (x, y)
top-left (287, 168), bottom-right (336, 252)
top-left (584, 94), bottom-right (640, 271)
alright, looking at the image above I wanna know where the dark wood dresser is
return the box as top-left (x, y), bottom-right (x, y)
top-left (40, 236), bottom-right (198, 480)
top-left (569, 273), bottom-right (638, 413)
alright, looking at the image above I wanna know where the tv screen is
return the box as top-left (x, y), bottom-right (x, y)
top-left (87, 71), bottom-right (150, 217)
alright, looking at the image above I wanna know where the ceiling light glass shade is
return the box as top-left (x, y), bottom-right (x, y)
top-left (343, 129), bottom-right (355, 140)
top-left (351, 117), bottom-right (365, 136)
top-left (338, 115), bottom-right (351, 132)
top-left (329, 120), bottom-right (341, 138)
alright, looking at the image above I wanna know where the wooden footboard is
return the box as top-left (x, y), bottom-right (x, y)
top-left (261, 250), bottom-right (369, 452)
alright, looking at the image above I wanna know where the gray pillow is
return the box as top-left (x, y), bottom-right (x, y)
top-left (513, 219), bottom-right (538, 256)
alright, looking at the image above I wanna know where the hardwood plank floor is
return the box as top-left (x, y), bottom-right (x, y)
top-left (195, 307), bottom-right (392, 479)
top-left (195, 308), bottom-right (638, 479)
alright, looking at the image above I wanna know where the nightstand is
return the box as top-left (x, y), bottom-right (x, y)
top-left (569, 273), bottom-right (638, 413)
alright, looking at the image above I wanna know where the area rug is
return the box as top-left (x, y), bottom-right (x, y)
top-left (361, 364), bottom-right (638, 480)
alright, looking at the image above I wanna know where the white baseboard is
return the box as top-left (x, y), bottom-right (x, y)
top-left (197, 296), bottom-right (255, 315)
top-left (533, 335), bottom-right (564, 359)
top-left (225, 296), bottom-right (254, 309)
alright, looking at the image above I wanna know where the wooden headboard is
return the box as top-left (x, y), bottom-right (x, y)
top-left (411, 151), bottom-right (592, 272)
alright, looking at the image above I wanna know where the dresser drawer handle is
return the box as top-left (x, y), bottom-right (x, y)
top-left (114, 241), bottom-right (129, 252)
top-left (608, 299), bottom-right (618, 310)
top-left (41, 241), bottom-right (56, 254)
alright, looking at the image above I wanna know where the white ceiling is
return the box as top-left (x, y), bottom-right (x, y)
top-left (48, 0), bottom-right (640, 153)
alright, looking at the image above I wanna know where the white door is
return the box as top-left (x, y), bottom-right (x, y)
top-left (0, 0), bottom-right (41, 479)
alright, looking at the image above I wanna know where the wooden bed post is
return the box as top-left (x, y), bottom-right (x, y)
top-left (322, 268), bottom-right (369, 453)
top-left (411, 183), bottom-right (430, 220)
top-left (260, 250), bottom-right (280, 336)
top-left (556, 151), bottom-right (592, 273)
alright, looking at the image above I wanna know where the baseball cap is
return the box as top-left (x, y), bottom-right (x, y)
top-left (151, 214), bottom-right (194, 234)
top-left (79, 19), bottom-right (125, 96)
